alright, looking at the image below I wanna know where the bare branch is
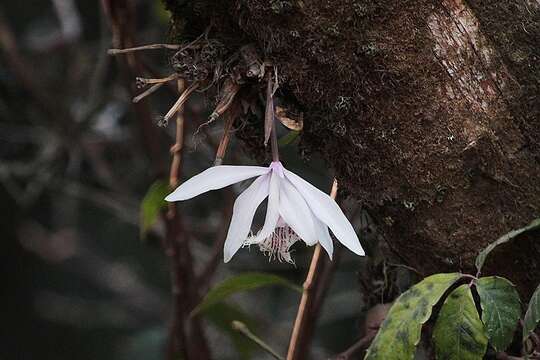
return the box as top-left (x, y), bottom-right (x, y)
top-left (108, 43), bottom-right (181, 55)
top-left (286, 180), bottom-right (339, 360)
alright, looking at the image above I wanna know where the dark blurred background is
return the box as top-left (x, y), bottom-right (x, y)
top-left (0, 1), bottom-right (413, 359)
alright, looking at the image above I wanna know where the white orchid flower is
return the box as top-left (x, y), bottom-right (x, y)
top-left (165, 161), bottom-right (365, 263)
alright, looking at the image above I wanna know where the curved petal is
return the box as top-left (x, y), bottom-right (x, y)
top-left (284, 169), bottom-right (365, 256)
top-left (223, 174), bottom-right (270, 262)
top-left (165, 165), bottom-right (269, 201)
top-left (257, 170), bottom-right (281, 240)
top-left (279, 178), bottom-right (317, 246)
top-left (315, 218), bottom-right (333, 260)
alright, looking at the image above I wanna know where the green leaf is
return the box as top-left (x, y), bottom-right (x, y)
top-left (475, 218), bottom-right (540, 275)
top-left (476, 276), bottom-right (521, 351)
top-left (433, 284), bottom-right (488, 360)
top-left (140, 180), bottom-right (169, 239)
top-left (153, 1), bottom-right (171, 24)
top-left (523, 283), bottom-right (540, 344)
top-left (204, 303), bottom-right (258, 360)
top-left (192, 272), bottom-right (301, 316)
top-left (278, 130), bottom-right (300, 146)
top-left (365, 273), bottom-right (462, 360)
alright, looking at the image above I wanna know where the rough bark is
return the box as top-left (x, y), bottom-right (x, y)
top-left (164, 0), bottom-right (540, 297)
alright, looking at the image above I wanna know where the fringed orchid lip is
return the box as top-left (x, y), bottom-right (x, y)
top-left (243, 217), bottom-right (301, 264)
top-left (165, 161), bottom-right (365, 263)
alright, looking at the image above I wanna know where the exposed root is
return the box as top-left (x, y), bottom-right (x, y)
top-left (214, 102), bottom-right (240, 165)
top-left (161, 82), bottom-right (200, 126)
top-left (136, 73), bottom-right (179, 87)
top-left (133, 74), bottom-right (179, 103)
top-left (208, 77), bottom-right (242, 122)
top-left (171, 38), bottom-right (227, 83)
top-left (111, 29), bottom-right (279, 159)
top-left (133, 82), bottom-right (166, 103)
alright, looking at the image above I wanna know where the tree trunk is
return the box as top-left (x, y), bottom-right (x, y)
top-left (164, 0), bottom-right (540, 296)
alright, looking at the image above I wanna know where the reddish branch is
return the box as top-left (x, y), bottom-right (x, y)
top-left (168, 79), bottom-right (187, 189)
top-left (164, 79), bottom-right (189, 358)
top-left (313, 242), bottom-right (342, 314)
top-left (164, 82), bottom-right (210, 360)
top-left (101, 0), bottom-right (165, 174)
top-left (101, 2), bottom-right (211, 359)
top-left (287, 180), bottom-right (339, 360)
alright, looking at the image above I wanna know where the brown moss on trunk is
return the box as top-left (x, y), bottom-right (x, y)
top-left (164, 0), bottom-right (540, 296)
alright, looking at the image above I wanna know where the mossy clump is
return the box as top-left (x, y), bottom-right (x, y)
top-left (163, 0), bottom-right (540, 296)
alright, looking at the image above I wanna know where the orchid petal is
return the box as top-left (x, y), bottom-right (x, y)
top-left (258, 170), bottom-right (281, 240)
top-left (165, 166), bottom-right (269, 201)
top-left (315, 218), bottom-right (333, 260)
top-left (223, 174), bottom-right (270, 262)
top-left (284, 169), bottom-right (365, 256)
top-left (279, 178), bottom-right (317, 246)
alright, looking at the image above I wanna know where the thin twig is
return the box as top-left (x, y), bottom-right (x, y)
top-left (108, 43), bottom-right (181, 54)
top-left (53, 180), bottom-right (138, 225)
top-left (286, 180), bottom-right (339, 360)
top-left (232, 321), bottom-right (285, 360)
top-left (312, 204), bottom-right (361, 312)
top-left (387, 262), bottom-right (424, 277)
top-left (312, 243), bottom-right (342, 314)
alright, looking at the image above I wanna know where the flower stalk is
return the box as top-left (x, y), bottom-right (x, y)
top-left (271, 113), bottom-right (280, 162)
top-left (265, 71), bottom-right (280, 162)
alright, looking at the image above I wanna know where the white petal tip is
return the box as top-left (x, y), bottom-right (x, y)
top-left (165, 193), bottom-right (187, 202)
top-left (342, 238), bottom-right (365, 256)
top-left (223, 247), bottom-right (235, 263)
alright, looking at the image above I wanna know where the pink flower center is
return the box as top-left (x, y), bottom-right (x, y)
top-left (269, 161), bottom-right (284, 178)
